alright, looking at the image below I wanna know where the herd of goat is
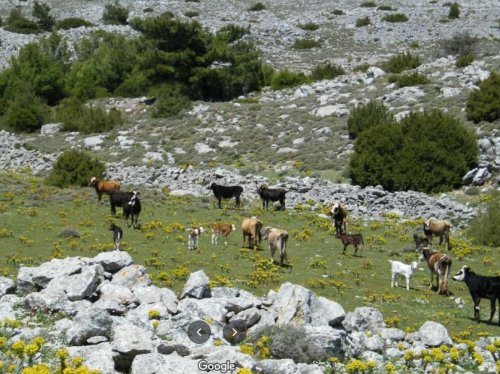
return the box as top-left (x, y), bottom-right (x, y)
top-left (89, 178), bottom-right (500, 325)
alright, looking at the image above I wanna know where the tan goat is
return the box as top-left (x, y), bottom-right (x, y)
top-left (241, 217), bottom-right (262, 248)
top-left (262, 227), bottom-right (289, 266)
top-left (423, 218), bottom-right (451, 250)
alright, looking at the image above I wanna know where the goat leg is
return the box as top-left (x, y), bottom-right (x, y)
top-left (473, 297), bottom-right (481, 322)
top-left (488, 299), bottom-right (496, 324)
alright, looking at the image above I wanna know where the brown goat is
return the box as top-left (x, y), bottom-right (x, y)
top-left (419, 247), bottom-right (452, 295)
top-left (211, 223), bottom-right (236, 245)
top-left (89, 177), bottom-right (121, 204)
top-left (241, 217), bottom-right (263, 248)
top-left (335, 232), bottom-right (363, 256)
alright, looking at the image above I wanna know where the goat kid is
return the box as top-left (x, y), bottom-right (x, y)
top-left (109, 222), bottom-right (123, 251)
top-left (211, 223), bottom-right (236, 245)
top-left (388, 260), bottom-right (418, 291)
top-left (335, 232), bottom-right (363, 256)
top-left (187, 227), bottom-right (204, 250)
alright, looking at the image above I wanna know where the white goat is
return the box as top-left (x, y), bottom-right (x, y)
top-left (187, 227), bottom-right (204, 250)
top-left (388, 260), bottom-right (418, 291)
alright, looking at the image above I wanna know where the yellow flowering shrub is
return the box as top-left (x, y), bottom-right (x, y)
top-left (240, 344), bottom-right (255, 356)
top-left (148, 310), bottom-right (160, 320)
top-left (384, 362), bottom-right (397, 374)
top-left (236, 369), bottom-right (253, 374)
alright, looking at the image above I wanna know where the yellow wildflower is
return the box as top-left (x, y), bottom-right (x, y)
top-left (12, 340), bottom-right (26, 357)
top-left (31, 337), bottom-right (45, 348)
top-left (240, 344), bottom-right (255, 356)
top-left (72, 357), bottom-right (84, 367)
top-left (24, 343), bottom-right (40, 356)
top-left (473, 351), bottom-right (484, 365)
top-left (486, 344), bottom-right (498, 354)
top-left (236, 369), bottom-right (253, 374)
top-left (449, 347), bottom-right (461, 361)
top-left (22, 364), bottom-right (51, 374)
top-left (56, 348), bottom-right (69, 360)
top-left (384, 362), bottom-right (396, 374)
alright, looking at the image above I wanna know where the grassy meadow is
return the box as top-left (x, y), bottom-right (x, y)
top-left (0, 171), bottom-right (498, 341)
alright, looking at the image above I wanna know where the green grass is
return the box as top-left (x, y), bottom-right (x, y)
top-left (0, 172), bottom-right (498, 340)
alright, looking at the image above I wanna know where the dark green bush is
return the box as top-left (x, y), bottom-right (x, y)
top-left (2, 95), bottom-right (47, 133)
top-left (332, 9), bottom-right (344, 15)
top-left (455, 53), bottom-right (474, 67)
top-left (252, 325), bottom-right (332, 363)
top-left (388, 72), bottom-right (430, 87)
top-left (32, 1), bottom-right (55, 31)
top-left (381, 51), bottom-right (421, 73)
top-left (360, 1), bottom-right (377, 7)
top-left (151, 85), bottom-right (192, 118)
top-left (347, 100), bottom-right (394, 139)
top-left (382, 13), bottom-right (409, 22)
top-left (466, 72), bottom-right (500, 123)
top-left (441, 32), bottom-right (478, 57)
top-left (216, 24), bottom-right (250, 43)
top-left (45, 150), bottom-right (106, 188)
top-left (349, 110), bottom-right (478, 192)
top-left (184, 11), bottom-right (199, 18)
top-left (103, 1), bottom-right (129, 25)
top-left (0, 37), bottom-right (67, 108)
top-left (114, 71), bottom-right (150, 97)
top-left (377, 5), bottom-right (393, 10)
top-left (55, 17), bottom-right (93, 30)
top-left (270, 69), bottom-right (309, 90)
top-left (248, 2), bottom-right (266, 11)
top-left (5, 9), bottom-right (40, 34)
top-left (292, 39), bottom-right (321, 49)
top-left (310, 61), bottom-right (345, 81)
top-left (448, 2), bottom-right (460, 19)
top-left (143, 7), bottom-right (154, 12)
top-left (356, 17), bottom-right (371, 27)
top-left (468, 192), bottom-right (500, 246)
top-left (131, 15), bottom-right (266, 100)
top-left (298, 22), bottom-right (319, 31)
top-left (56, 97), bottom-right (123, 134)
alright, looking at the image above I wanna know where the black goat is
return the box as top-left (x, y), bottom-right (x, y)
top-left (453, 266), bottom-right (500, 325)
top-left (257, 186), bottom-right (286, 210)
top-left (124, 191), bottom-right (141, 229)
top-left (208, 183), bottom-right (243, 209)
top-left (109, 190), bottom-right (134, 216)
top-left (335, 232), bottom-right (364, 256)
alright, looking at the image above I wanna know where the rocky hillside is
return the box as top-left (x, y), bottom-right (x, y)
top-left (0, 0), bottom-right (499, 184)
top-left (0, 252), bottom-right (498, 373)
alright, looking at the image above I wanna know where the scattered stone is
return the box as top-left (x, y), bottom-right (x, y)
top-left (181, 270), bottom-right (210, 299)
